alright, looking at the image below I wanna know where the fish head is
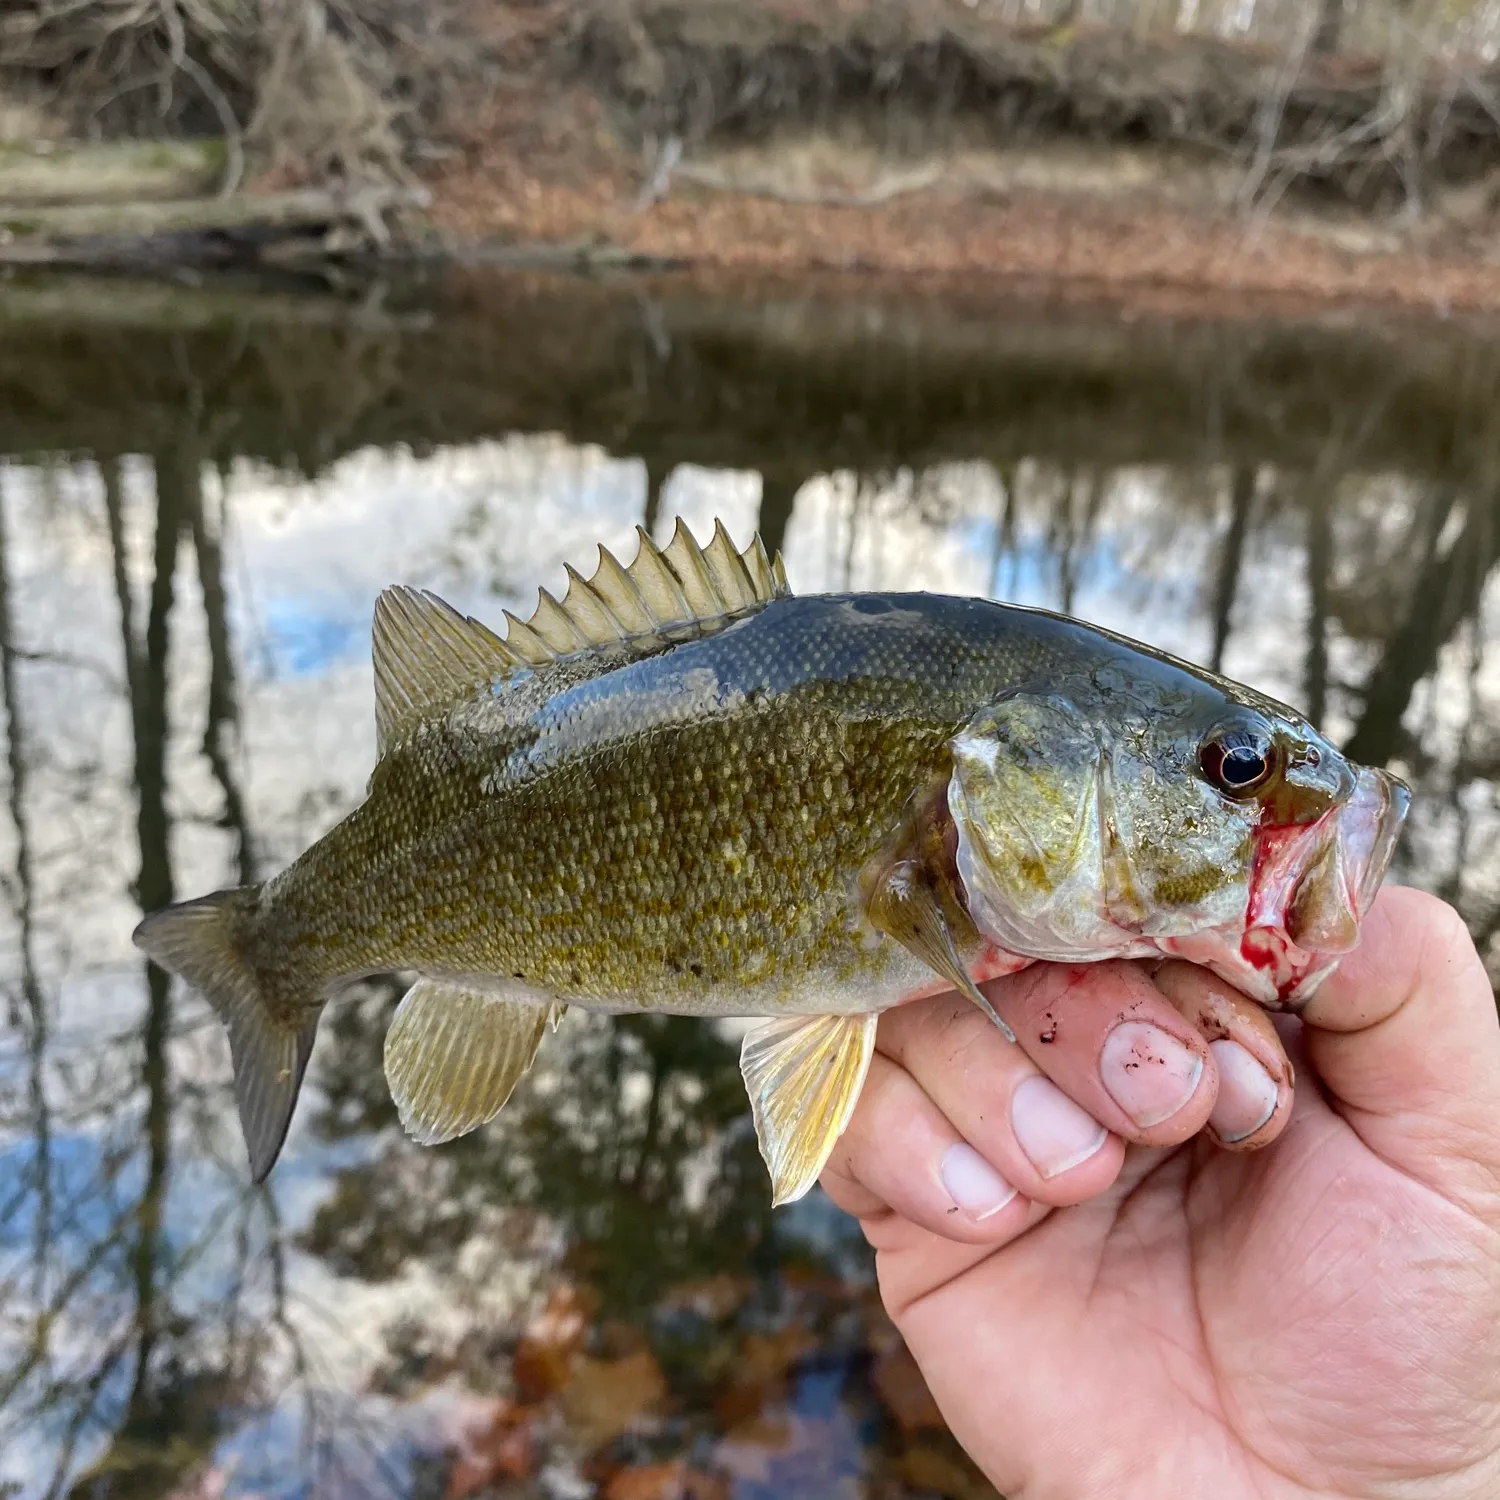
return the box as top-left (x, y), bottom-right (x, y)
top-left (947, 674), bottom-right (1410, 1006)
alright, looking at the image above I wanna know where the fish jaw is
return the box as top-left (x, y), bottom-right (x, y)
top-left (1155, 766), bottom-right (1410, 1005)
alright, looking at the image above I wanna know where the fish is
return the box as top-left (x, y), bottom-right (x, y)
top-left (133, 519), bottom-right (1409, 1203)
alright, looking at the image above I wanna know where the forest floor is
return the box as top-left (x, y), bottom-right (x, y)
top-left (428, 89), bottom-right (1500, 315)
top-left (412, 1), bottom-right (1500, 313)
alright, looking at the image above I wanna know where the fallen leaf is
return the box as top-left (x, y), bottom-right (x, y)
top-left (513, 1283), bottom-right (593, 1401)
top-left (656, 1274), bottom-right (755, 1321)
top-left (561, 1347), bottom-right (668, 1447)
top-left (779, 1263), bottom-right (853, 1300)
top-left (445, 1398), bottom-right (539, 1499)
top-left (718, 1410), bottom-right (793, 1453)
top-left (712, 1324), bottom-right (815, 1428)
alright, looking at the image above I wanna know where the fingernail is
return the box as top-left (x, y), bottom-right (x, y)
top-left (1207, 1038), bottom-right (1279, 1143)
top-left (1100, 1021), bottom-right (1204, 1128)
top-left (1010, 1075), bottom-right (1108, 1179)
top-left (940, 1143), bottom-right (1018, 1220)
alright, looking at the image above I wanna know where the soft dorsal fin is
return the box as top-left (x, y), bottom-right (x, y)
top-left (372, 587), bottom-right (521, 756)
top-left (372, 519), bottom-right (790, 755)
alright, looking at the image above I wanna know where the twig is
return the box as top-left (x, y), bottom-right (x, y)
top-left (175, 49), bottom-right (244, 196)
top-left (632, 133), bottom-right (683, 212)
top-left (1236, 5), bottom-right (1318, 220)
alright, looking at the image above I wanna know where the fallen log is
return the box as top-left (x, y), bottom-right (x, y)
top-left (0, 184), bottom-right (432, 267)
top-left (0, 138), bottom-right (228, 205)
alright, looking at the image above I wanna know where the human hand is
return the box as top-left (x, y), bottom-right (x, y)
top-left (822, 887), bottom-right (1500, 1499)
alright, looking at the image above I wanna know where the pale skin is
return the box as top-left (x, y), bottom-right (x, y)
top-left (821, 887), bottom-right (1500, 1499)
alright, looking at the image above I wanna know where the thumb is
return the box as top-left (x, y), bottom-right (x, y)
top-left (1298, 884), bottom-right (1500, 1210)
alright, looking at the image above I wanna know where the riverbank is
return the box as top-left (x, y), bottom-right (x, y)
top-left (4, 1), bottom-right (1499, 308)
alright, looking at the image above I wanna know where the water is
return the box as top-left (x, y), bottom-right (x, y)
top-left (1, 265), bottom-right (1498, 1499)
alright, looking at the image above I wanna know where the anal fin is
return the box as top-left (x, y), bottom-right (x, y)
top-left (740, 1013), bottom-right (877, 1206)
top-left (384, 979), bottom-right (554, 1145)
top-left (866, 859), bottom-right (1017, 1044)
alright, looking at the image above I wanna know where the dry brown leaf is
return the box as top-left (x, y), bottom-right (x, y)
top-left (561, 1348), bottom-right (669, 1447)
top-left (444, 1398), bottom-right (539, 1499)
top-left (718, 1409), bottom-right (794, 1455)
top-left (656, 1273), bottom-right (755, 1321)
top-left (513, 1283), bottom-right (593, 1401)
top-left (712, 1324), bottom-right (815, 1428)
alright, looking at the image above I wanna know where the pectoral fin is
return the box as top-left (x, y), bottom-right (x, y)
top-left (867, 859), bottom-right (1017, 1043)
top-left (384, 980), bottom-right (558, 1145)
top-left (740, 1013), bottom-right (877, 1206)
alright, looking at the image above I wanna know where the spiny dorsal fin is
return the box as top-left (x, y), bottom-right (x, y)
top-left (564, 517), bottom-right (789, 645)
top-left (507, 517), bottom-right (790, 660)
top-left (371, 521), bottom-right (791, 755)
top-left (372, 587), bottom-right (521, 756)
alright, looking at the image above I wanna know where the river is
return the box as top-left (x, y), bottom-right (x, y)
top-left (1, 266), bottom-right (1496, 1499)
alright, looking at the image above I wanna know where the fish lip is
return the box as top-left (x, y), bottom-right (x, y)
top-left (1268, 765), bottom-right (1409, 1004)
top-left (1257, 766), bottom-right (1409, 930)
top-left (1342, 765), bottom-right (1410, 916)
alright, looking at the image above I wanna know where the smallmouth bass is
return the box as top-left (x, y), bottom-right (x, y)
top-left (134, 520), bottom-right (1409, 1201)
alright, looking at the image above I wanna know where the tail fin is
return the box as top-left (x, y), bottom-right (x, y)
top-left (132, 888), bottom-right (321, 1182)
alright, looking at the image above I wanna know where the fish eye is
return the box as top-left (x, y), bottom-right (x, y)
top-left (1199, 721), bottom-right (1278, 797)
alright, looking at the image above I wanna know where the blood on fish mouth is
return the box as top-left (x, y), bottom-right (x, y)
top-left (1161, 766), bottom-right (1410, 1007)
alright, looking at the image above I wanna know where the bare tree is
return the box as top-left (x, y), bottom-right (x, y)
top-left (757, 470), bottom-right (800, 564)
top-left (1210, 467), bottom-right (1256, 676)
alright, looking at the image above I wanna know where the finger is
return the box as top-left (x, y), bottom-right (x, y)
top-left (944, 960), bottom-right (1219, 1148)
top-left (820, 1051), bottom-right (1034, 1243)
top-left (876, 993), bottom-right (1126, 1206)
top-left (1153, 961), bottom-right (1294, 1151)
top-left (869, 1196), bottom-right (1058, 1324)
top-left (1296, 885), bottom-right (1500, 1193)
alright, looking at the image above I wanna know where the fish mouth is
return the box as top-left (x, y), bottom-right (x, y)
top-left (1241, 766), bottom-right (1411, 1004)
top-left (1145, 765), bottom-right (1410, 1008)
top-left (1335, 767), bottom-right (1411, 918)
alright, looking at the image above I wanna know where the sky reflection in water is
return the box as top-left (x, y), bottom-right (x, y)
top-left (1, 270), bottom-right (1498, 1498)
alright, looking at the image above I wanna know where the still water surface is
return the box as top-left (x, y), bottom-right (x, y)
top-left (1, 269), bottom-right (1498, 1499)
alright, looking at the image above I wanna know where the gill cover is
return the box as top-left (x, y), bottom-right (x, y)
top-left (947, 692), bottom-right (1257, 962)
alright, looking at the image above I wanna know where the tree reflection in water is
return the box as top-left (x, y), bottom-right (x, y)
top-left (0, 277), bottom-right (1498, 1497)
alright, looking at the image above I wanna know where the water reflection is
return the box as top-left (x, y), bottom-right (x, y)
top-left (1, 269), bottom-right (1498, 1497)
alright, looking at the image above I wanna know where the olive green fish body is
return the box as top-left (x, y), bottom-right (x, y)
top-left (258, 592), bottom-right (1206, 1015)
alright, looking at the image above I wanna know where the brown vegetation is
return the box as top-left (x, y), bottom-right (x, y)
top-left (430, 0), bottom-right (1500, 307)
top-left (4, 1), bottom-right (1500, 298)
